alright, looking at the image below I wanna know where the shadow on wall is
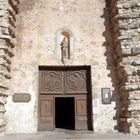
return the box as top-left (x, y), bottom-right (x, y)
top-left (101, 0), bottom-right (121, 132)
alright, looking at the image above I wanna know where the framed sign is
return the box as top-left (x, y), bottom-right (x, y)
top-left (101, 88), bottom-right (111, 104)
top-left (13, 93), bottom-right (31, 103)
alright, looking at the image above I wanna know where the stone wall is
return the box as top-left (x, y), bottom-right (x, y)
top-left (111, 0), bottom-right (140, 134)
top-left (2, 0), bottom-right (140, 135)
top-left (0, 0), bottom-right (19, 131)
top-left (5, 0), bottom-right (118, 133)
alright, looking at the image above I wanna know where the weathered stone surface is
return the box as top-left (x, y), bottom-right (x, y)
top-left (4, 0), bottom-right (118, 134)
top-left (121, 48), bottom-right (131, 55)
top-left (111, 0), bottom-right (140, 135)
top-left (0, 0), bottom-right (140, 135)
top-left (132, 47), bottom-right (140, 55)
top-left (0, 0), bottom-right (18, 131)
top-left (0, 113), bottom-right (6, 127)
top-left (132, 60), bottom-right (140, 66)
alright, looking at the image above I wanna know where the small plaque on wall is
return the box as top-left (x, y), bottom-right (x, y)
top-left (101, 88), bottom-right (111, 104)
top-left (13, 93), bottom-right (31, 103)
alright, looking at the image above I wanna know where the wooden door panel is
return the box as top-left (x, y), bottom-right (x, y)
top-left (75, 116), bottom-right (88, 130)
top-left (38, 98), bottom-right (54, 130)
top-left (38, 117), bottom-right (54, 130)
top-left (40, 100), bottom-right (52, 116)
top-left (75, 98), bottom-right (88, 130)
top-left (76, 99), bottom-right (87, 115)
top-left (39, 66), bottom-right (92, 131)
top-left (39, 71), bottom-right (63, 95)
top-left (65, 70), bottom-right (87, 94)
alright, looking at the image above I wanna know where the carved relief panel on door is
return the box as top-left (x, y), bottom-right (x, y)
top-left (65, 70), bottom-right (87, 94)
top-left (40, 71), bottom-right (63, 95)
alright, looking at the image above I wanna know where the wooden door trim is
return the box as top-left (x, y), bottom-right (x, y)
top-left (38, 66), bottom-right (93, 131)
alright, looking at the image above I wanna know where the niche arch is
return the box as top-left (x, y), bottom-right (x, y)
top-left (56, 29), bottom-right (74, 61)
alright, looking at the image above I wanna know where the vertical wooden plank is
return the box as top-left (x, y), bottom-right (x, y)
top-left (75, 97), bottom-right (88, 130)
top-left (38, 97), bottom-right (54, 130)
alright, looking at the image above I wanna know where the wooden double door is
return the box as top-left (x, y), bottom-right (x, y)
top-left (38, 66), bottom-right (92, 130)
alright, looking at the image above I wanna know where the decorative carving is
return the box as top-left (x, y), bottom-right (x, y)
top-left (60, 37), bottom-right (69, 59)
top-left (65, 71), bottom-right (87, 93)
top-left (40, 71), bottom-right (63, 94)
top-left (59, 31), bottom-right (71, 63)
top-left (39, 67), bottom-right (91, 130)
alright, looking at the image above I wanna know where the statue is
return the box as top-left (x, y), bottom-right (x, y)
top-left (60, 37), bottom-right (69, 61)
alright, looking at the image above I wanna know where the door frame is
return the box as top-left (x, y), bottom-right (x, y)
top-left (38, 66), bottom-right (93, 131)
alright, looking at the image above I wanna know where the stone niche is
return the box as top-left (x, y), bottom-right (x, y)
top-left (56, 29), bottom-right (74, 64)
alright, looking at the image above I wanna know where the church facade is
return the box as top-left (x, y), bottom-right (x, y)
top-left (0, 0), bottom-right (140, 134)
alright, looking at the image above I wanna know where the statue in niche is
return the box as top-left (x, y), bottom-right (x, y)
top-left (60, 37), bottom-right (69, 61)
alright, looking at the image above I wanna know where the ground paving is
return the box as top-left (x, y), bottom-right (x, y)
top-left (0, 129), bottom-right (140, 140)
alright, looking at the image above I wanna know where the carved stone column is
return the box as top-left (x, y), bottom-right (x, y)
top-left (0, 0), bottom-right (19, 130)
top-left (111, 0), bottom-right (140, 134)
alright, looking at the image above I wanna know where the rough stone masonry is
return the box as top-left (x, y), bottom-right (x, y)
top-left (0, 0), bottom-right (140, 135)
top-left (0, 0), bottom-right (19, 131)
top-left (111, 0), bottom-right (140, 134)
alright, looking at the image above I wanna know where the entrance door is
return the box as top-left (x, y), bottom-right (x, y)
top-left (38, 66), bottom-right (92, 131)
top-left (55, 97), bottom-right (75, 130)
